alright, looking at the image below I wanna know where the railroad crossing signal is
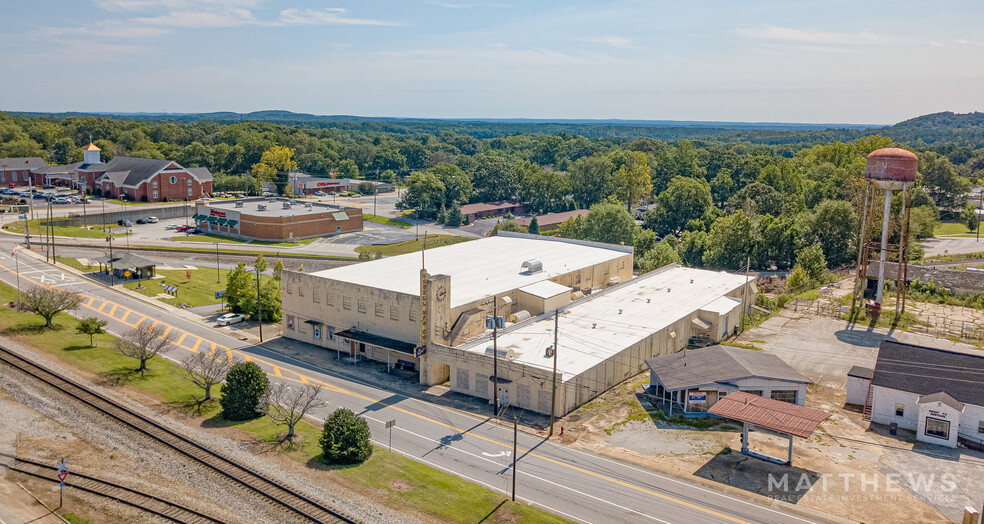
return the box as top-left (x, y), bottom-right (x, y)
top-left (56, 458), bottom-right (70, 507)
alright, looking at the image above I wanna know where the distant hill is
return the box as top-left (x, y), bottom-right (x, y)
top-left (5, 109), bottom-right (983, 147)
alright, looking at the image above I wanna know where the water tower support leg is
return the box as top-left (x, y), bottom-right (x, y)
top-left (876, 189), bottom-right (892, 305)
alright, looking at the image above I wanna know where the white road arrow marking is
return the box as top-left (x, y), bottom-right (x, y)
top-left (481, 451), bottom-right (511, 458)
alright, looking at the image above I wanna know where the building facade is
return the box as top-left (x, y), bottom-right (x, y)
top-left (194, 198), bottom-right (362, 241)
top-left (0, 157), bottom-right (48, 186)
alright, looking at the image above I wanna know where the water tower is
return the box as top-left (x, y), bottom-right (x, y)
top-left (851, 148), bottom-right (918, 318)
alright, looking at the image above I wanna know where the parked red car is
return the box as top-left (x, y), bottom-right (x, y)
top-left (176, 225), bottom-right (196, 232)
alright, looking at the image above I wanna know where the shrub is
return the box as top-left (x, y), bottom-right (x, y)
top-left (220, 361), bottom-right (270, 421)
top-left (319, 408), bottom-right (373, 465)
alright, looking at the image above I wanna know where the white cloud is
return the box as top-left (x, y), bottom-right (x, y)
top-left (582, 36), bottom-right (631, 47)
top-left (958, 39), bottom-right (984, 46)
top-left (133, 8), bottom-right (256, 28)
top-left (736, 26), bottom-right (885, 45)
top-left (427, 1), bottom-right (467, 8)
top-left (278, 8), bottom-right (402, 26)
top-left (94, 0), bottom-right (260, 12)
top-left (43, 23), bottom-right (172, 39)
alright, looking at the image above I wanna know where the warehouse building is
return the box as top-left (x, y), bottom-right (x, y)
top-left (433, 265), bottom-right (753, 415)
top-left (193, 197), bottom-right (362, 241)
top-left (281, 232), bottom-right (634, 380)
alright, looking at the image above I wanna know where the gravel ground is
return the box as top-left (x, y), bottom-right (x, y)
top-left (0, 337), bottom-right (422, 524)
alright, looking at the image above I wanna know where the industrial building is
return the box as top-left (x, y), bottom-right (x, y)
top-left (281, 232), bottom-right (755, 415)
top-left (193, 198), bottom-right (362, 241)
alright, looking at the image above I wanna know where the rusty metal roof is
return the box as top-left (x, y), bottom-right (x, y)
top-left (867, 147), bottom-right (917, 160)
top-left (707, 391), bottom-right (829, 438)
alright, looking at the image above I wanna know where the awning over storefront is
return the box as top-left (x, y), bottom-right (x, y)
top-left (226, 220), bottom-right (238, 228)
top-left (304, 319), bottom-right (323, 325)
top-left (217, 218), bottom-right (228, 225)
top-left (335, 328), bottom-right (416, 355)
top-left (207, 216), bottom-right (219, 223)
top-left (332, 212), bottom-right (349, 221)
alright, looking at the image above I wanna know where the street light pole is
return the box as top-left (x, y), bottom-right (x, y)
top-left (511, 417), bottom-right (518, 502)
top-left (549, 309), bottom-right (559, 437)
top-left (214, 242), bottom-right (221, 283)
top-left (493, 297), bottom-right (499, 416)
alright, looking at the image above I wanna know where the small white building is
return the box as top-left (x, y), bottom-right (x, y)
top-left (860, 341), bottom-right (984, 449)
top-left (645, 345), bottom-right (810, 416)
top-left (845, 365), bottom-right (873, 406)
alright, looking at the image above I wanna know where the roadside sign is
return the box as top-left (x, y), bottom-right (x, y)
top-left (385, 419), bottom-right (396, 429)
top-left (56, 458), bottom-right (69, 490)
top-left (415, 346), bottom-right (426, 357)
top-left (386, 419), bottom-right (396, 452)
top-left (215, 289), bottom-right (226, 299)
top-left (57, 471), bottom-right (67, 482)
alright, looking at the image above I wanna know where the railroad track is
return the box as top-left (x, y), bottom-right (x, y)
top-left (0, 347), bottom-right (358, 524)
top-left (6, 455), bottom-right (226, 524)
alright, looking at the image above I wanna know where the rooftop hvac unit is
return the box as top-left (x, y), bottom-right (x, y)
top-left (305, 203), bottom-right (313, 208)
top-left (257, 204), bottom-right (267, 211)
top-left (521, 259), bottom-right (543, 274)
top-left (282, 202), bottom-right (291, 209)
top-left (485, 346), bottom-right (516, 359)
top-left (235, 201), bottom-right (244, 208)
top-left (507, 310), bottom-right (531, 323)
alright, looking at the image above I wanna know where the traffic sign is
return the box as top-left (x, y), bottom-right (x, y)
top-left (57, 471), bottom-right (67, 482)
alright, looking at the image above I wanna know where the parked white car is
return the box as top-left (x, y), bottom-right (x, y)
top-left (146, 216), bottom-right (159, 223)
top-left (216, 313), bottom-right (245, 326)
top-left (164, 224), bottom-right (179, 230)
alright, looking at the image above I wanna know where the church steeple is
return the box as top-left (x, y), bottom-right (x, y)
top-left (83, 142), bottom-right (101, 164)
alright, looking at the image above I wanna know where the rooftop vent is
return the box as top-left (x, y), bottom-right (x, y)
top-left (235, 201), bottom-right (244, 208)
top-left (283, 202), bottom-right (291, 209)
top-left (521, 259), bottom-right (543, 274)
top-left (485, 346), bottom-right (516, 359)
top-left (257, 204), bottom-right (267, 211)
top-left (305, 203), bottom-right (313, 208)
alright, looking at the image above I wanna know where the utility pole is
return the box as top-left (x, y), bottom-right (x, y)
top-left (511, 417), bottom-right (518, 502)
top-left (977, 191), bottom-right (982, 242)
top-left (256, 267), bottom-right (263, 342)
top-left (45, 200), bottom-right (51, 262)
top-left (107, 231), bottom-right (115, 286)
top-left (493, 297), bottom-right (499, 416)
top-left (13, 246), bottom-right (21, 303)
top-left (214, 242), bottom-right (221, 283)
top-left (81, 180), bottom-right (88, 229)
top-left (49, 200), bottom-right (56, 263)
top-left (23, 206), bottom-right (31, 248)
top-left (740, 256), bottom-right (750, 333)
top-left (549, 309), bottom-right (559, 437)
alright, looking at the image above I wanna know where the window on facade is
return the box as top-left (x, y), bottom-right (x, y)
top-left (170, 176), bottom-right (177, 184)
top-left (153, 181), bottom-right (158, 188)
top-left (153, 190), bottom-right (158, 199)
top-left (770, 390), bottom-right (796, 404)
top-left (925, 418), bottom-right (950, 439)
top-left (409, 308), bottom-right (417, 322)
top-left (342, 296), bottom-right (352, 310)
top-left (357, 299), bottom-right (366, 314)
top-left (313, 290), bottom-right (321, 303)
top-left (297, 286), bottom-right (304, 297)
top-left (285, 285), bottom-right (292, 294)
top-left (375, 303), bottom-right (383, 317)
top-left (188, 188), bottom-right (193, 196)
top-left (1, 174), bottom-right (5, 182)
top-left (979, 421), bottom-right (984, 434)
top-left (12, 173), bottom-right (17, 182)
top-left (326, 293), bottom-right (335, 306)
top-left (336, 226), bottom-right (342, 233)
top-left (390, 306), bottom-right (399, 321)
top-left (895, 403), bottom-right (905, 417)
top-left (604, 264), bottom-right (610, 275)
top-left (620, 259), bottom-right (625, 269)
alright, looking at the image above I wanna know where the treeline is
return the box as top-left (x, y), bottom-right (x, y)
top-left (0, 111), bottom-right (981, 274)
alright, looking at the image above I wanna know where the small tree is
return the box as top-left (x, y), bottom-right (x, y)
top-left (220, 361), bottom-right (270, 421)
top-left (18, 287), bottom-right (82, 328)
top-left (225, 263), bottom-right (252, 312)
top-left (75, 317), bottom-right (107, 347)
top-left (273, 259), bottom-right (285, 280)
top-left (115, 322), bottom-right (171, 376)
top-left (320, 408), bottom-right (373, 465)
top-left (268, 383), bottom-right (326, 442)
top-left (528, 216), bottom-right (540, 235)
top-left (795, 244), bottom-right (827, 282)
top-left (254, 253), bottom-right (268, 274)
top-left (445, 206), bottom-right (462, 227)
top-left (175, 350), bottom-right (231, 401)
top-left (963, 204), bottom-right (980, 233)
top-left (787, 265), bottom-right (810, 290)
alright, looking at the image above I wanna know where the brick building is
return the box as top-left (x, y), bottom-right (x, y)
top-left (193, 198), bottom-right (362, 241)
top-left (0, 157), bottom-right (47, 186)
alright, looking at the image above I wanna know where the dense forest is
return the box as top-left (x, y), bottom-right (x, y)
top-left (1, 110), bottom-right (981, 275)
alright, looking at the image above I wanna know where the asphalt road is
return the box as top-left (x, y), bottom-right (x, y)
top-left (0, 241), bottom-right (821, 524)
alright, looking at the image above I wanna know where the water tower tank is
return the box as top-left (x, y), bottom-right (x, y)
top-left (864, 148), bottom-right (918, 190)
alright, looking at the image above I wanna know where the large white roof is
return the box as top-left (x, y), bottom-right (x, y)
top-left (460, 265), bottom-right (749, 381)
top-left (310, 233), bottom-right (630, 308)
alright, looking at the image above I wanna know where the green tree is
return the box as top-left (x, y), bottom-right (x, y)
top-left (114, 323), bottom-right (172, 377)
top-left (430, 162), bottom-right (472, 208)
top-left (273, 259), bottom-right (285, 280)
top-left (319, 408), bottom-right (373, 465)
top-left (255, 145), bottom-right (299, 195)
top-left (637, 241), bottom-right (682, 272)
top-left (490, 219), bottom-right (527, 236)
top-left (220, 361), bottom-right (270, 421)
top-left (519, 163), bottom-right (571, 213)
top-left (646, 176), bottom-right (713, 235)
top-left (446, 205), bottom-right (462, 227)
top-left (224, 263), bottom-right (253, 313)
top-left (710, 168), bottom-right (735, 205)
top-left (795, 244), bottom-right (827, 282)
top-left (17, 287), bottom-right (82, 328)
top-left (577, 197), bottom-right (637, 245)
top-left (472, 155), bottom-right (520, 202)
top-left (810, 199), bottom-right (857, 267)
top-left (786, 265), bottom-right (810, 290)
top-left (703, 212), bottom-right (755, 270)
top-left (75, 317), bottom-right (107, 347)
top-left (910, 205), bottom-right (940, 238)
top-left (239, 281), bottom-right (282, 322)
top-left (614, 151), bottom-right (653, 210)
top-left (528, 216), bottom-right (540, 235)
top-left (677, 230), bottom-right (708, 267)
top-left (400, 170), bottom-right (446, 219)
top-left (254, 254), bottom-right (268, 273)
top-left (357, 181), bottom-right (375, 195)
top-left (568, 154), bottom-right (615, 208)
top-left (962, 204), bottom-right (980, 232)
top-left (920, 151), bottom-right (972, 210)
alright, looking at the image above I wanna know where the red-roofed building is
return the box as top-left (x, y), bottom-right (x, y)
top-left (515, 209), bottom-right (589, 231)
top-left (460, 200), bottom-right (524, 221)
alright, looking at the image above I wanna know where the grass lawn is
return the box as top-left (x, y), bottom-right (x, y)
top-left (0, 281), bottom-right (567, 524)
top-left (103, 199), bottom-right (179, 206)
top-left (3, 219), bottom-right (125, 239)
top-left (357, 234), bottom-right (472, 257)
top-left (934, 221), bottom-right (973, 235)
top-left (122, 267), bottom-right (274, 307)
top-left (363, 214), bottom-right (412, 229)
top-left (128, 244), bottom-right (358, 260)
top-left (55, 257), bottom-right (99, 272)
top-left (250, 237), bottom-right (320, 247)
top-left (170, 233), bottom-right (245, 244)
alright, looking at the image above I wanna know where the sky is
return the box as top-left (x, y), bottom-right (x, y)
top-left (1, 0), bottom-right (982, 124)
